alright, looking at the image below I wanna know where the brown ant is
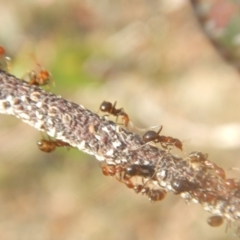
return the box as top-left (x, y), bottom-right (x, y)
top-left (28, 66), bottom-right (54, 87)
top-left (101, 164), bottom-right (119, 177)
top-left (122, 164), bottom-right (157, 189)
top-left (148, 189), bottom-right (166, 202)
top-left (99, 101), bottom-right (129, 127)
top-left (207, 215), bottom-right (224, 227)
top-left (25, 55), bottom-right (55, 87)
top-left (101, 164), bottom-right (166, 202)
top-left (0, 46), bottom-right (11, 71)
top-left (133, 184), bottom-right (166, 202)
top-left (100, 164), bottom-right (155, 189)
top-left (100, 164), bottom-right (134, 188)
top-left (142, 126), bottom-right (183, 151)
top-left (188, 151), bottom-right (226, 180)
top-left (37, 138), bottom-right (70, 153)
top-left (101, 164), bottom-right (126, 177)
top-left (124, 164), bottom-right (155, 179)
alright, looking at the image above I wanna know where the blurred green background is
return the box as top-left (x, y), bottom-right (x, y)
top-left (0, 0), bottom-right (240, 239)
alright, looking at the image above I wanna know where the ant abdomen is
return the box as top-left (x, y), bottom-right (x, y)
top-left (148, 189), bottom-right (166, 202)
top-left (125, 164), bottom-right (155, 179)
top-left (101, 165), bottom-right (117, 176)
top-left (207, 215), bottom-right (224, 227)
top-left (143, 130), bottom-right (161, 143)
top-left (171, 179), bottom-right (196, 194)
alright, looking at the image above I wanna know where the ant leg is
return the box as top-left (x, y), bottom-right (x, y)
top-left (112, 101), bottom-right (117, 109)
top-left (112, 101), bottom-right (120, 123)
top-left (156, 125), bottom-right (163, 135)
top-left (160, 142), bottom-right (168, 150)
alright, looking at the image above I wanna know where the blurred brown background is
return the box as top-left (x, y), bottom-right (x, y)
top-left (0, 0), bottom-right (240, 239)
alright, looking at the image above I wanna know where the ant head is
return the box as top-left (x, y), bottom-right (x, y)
top-left (100, 101), bottom-right (112, 112)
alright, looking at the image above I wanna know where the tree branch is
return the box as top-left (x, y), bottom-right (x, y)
top-left (0, 70), bottom-right (240, 232)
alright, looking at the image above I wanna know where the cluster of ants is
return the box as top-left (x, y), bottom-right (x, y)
top-left (98, 101), bottom-right (232, 229)
top-left (99, 101), bottom-right (183, 151)
top-left (0, 46), bottom-right (67, 151)
top-left (0, 46), bottom-right (183, 153)
top-left (0, 45), bottom-right (233, 230)
top-left (101, 163), bottom-right (166, 202)
top-left (100, 150), bottom-right (228, 228)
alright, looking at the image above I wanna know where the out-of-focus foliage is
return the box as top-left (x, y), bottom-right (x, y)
top-left (191, 0), bottom-right (240, 71)
top-left (0, 0), bottom-right (240, 240)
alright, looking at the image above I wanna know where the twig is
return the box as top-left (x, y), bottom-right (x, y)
top-left (0, 70), bottom-right (240, 233)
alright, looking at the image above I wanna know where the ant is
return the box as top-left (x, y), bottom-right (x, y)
top-left (100, 164), bottom-right (155, 189)
top-left (101, 164), bottom-right (166, 202)
top-left (101, 164), bottom-right (118, 177)
top-left (188, 151), bottom-right (226, 180)
top-left (124, 164), bottom-right (155, 179)
top-left (0, 46), bottom-right (11, 71)
top-left (121, 164), bottom-right (157, 188)
top-left (142, 126), bottom-right (183, 151)
top-left (133, 184), bottom-right (166, 202)
top-left (123, 164), bottom-right (157, 189)
top-left (28, 65), bottom-right (54, 87)
top-left (24, 55), bottom-right (55, 87)
top-left (37, 138), bottom-right (70, 153)
top-left (148, 189), bottom-right (166, 202)
top-left (100, 164), bottom-right (134, 188)
top-left (99, 101), bottom-right (129, 127)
